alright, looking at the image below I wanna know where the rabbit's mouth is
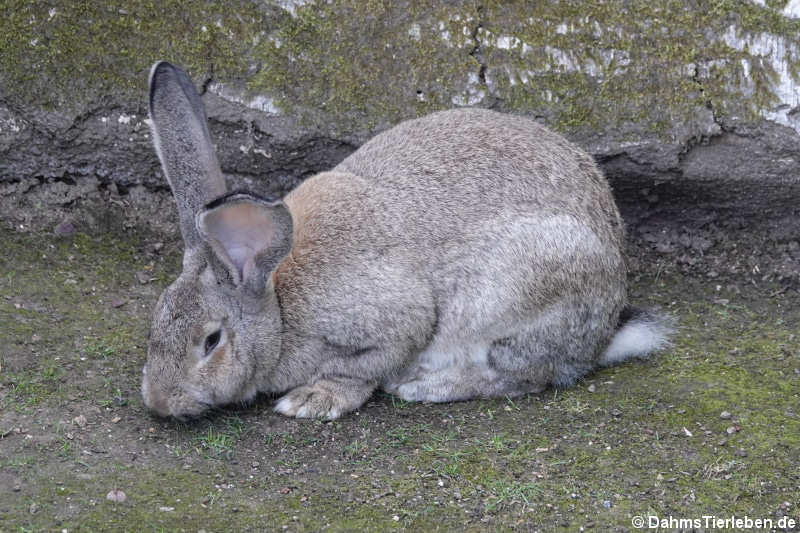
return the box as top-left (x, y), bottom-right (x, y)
top-left (172, 382), bottom-right (257, 419)
top-left (148, 392), bottom-right (213, 420)
top-left (170, 400), bottom-right (215, 421)
top-left (168, 384), bottom-right (217, 419)
top-left (141, 373), bottom-right (212, 419)
top-left (142, 371), bottom-right (259, 419)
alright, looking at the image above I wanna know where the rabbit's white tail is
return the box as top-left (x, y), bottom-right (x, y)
top-left (600, 307), bottom-right (673, 366)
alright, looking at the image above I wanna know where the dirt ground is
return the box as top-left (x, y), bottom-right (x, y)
top-left (1, 222), bottom-right (799, 532)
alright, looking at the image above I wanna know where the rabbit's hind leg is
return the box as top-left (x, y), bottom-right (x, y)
top-left (383, 340), bottom-right (545, 403)
top-left (488, 299), bottom-right (617, 391)
top-left (387, 298), bottom-right (618, 403)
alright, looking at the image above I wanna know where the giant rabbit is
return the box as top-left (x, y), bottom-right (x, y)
top-left (141, 61), bottom-right (671, 419)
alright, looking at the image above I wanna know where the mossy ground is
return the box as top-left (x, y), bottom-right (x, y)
top-left (1, 226), bottom-right (798, 532)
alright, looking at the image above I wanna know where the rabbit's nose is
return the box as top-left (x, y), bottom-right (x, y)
top-left (141, 378), bottom-right (171, 417)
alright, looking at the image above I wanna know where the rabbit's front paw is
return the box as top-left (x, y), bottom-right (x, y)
top-left (274, 379), bottom-right (375, 419)
top-left (274, 386), bottom-right (342, 419)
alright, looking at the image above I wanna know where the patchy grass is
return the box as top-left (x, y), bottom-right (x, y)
top-left (1, 226), bottom-right (799, 531)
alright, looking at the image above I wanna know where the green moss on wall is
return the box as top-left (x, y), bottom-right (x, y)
top-left (0, 1), bottom-right (268, 109)
top-left (251, 1), bottom-right (481, 130)
top-left (251, 0), bottom-right (800, 132)
top-left (1, 0), bottom-right (798, 133)
top-left (482, 0), bottom-right (800, 131)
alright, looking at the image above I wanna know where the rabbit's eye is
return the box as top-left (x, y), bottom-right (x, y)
top-left (204, 330), bottom-right (222, 356)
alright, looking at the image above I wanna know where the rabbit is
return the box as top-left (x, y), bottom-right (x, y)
top-left (141, 61), bottom-right (672, 420)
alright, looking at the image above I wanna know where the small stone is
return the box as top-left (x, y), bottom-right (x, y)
top-left (735, 448), bottom-right (747, 457)
top-left (31, 334), bottom-right (41, 343)
top-left (73, 415), bottom-right (88, 428)
top-left (603, 500), bottom-right (612, 508)
top-left (153, 242), bottom-right (164, 252)
top-left (726, 426), bottom-right (738, 435)
top-left (106, 489), bottom-right (126, 503)
top-left (587, 384), bottom-right (596, 393)
top-left (29, 502), bottom-right (39, 514)
top-left (54, 220), bottom-right (76, 237)
top-left (720, 411), bottom-right (732, 420)
top-left (159, 506), bottom-right (174, 512)
top-left (12, 483), bottom-right (21, 492)
top-left (717, 438), bottom-right (728, 446)
top-left (111, 299), bottom-right (127, 308)
top-left (111, 416), bottom-right (122, 423)
top-left (279, 487), bottom-right (292, 494)
top-left (611, 409), bottom-right (622, 417)
top-left (135, 271), bottom-right (151, 285)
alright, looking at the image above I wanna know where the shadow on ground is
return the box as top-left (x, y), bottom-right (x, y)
top-left (1, 227), bottom-right (798, 531)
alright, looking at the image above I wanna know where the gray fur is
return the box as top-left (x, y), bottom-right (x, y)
top-left (141, 62), bottom-right (671, 420)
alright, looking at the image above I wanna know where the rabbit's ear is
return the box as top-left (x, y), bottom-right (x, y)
top-left (197, 192), bottom-right (293, 293)
top-left (148, 61), bottom-right (227, 253)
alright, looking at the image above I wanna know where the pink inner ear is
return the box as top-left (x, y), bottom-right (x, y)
top-left (242, 256), bottom-right (257, 284)
top-left (226, 244), bottom-right (255, 272)
top-left (201, 202), bottom-right (277, 281)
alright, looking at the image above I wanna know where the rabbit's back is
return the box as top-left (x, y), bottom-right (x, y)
top-left (332, 107), bottom-right (624, 249)
top-left (281, 108), bottom-right (626, 287)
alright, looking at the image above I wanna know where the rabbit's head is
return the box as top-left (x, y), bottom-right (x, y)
top-left (141, 62), bottom-right (292, 418)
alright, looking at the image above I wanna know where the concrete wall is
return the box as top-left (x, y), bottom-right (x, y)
top-left (1, 0), bottom-right (799, 235)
